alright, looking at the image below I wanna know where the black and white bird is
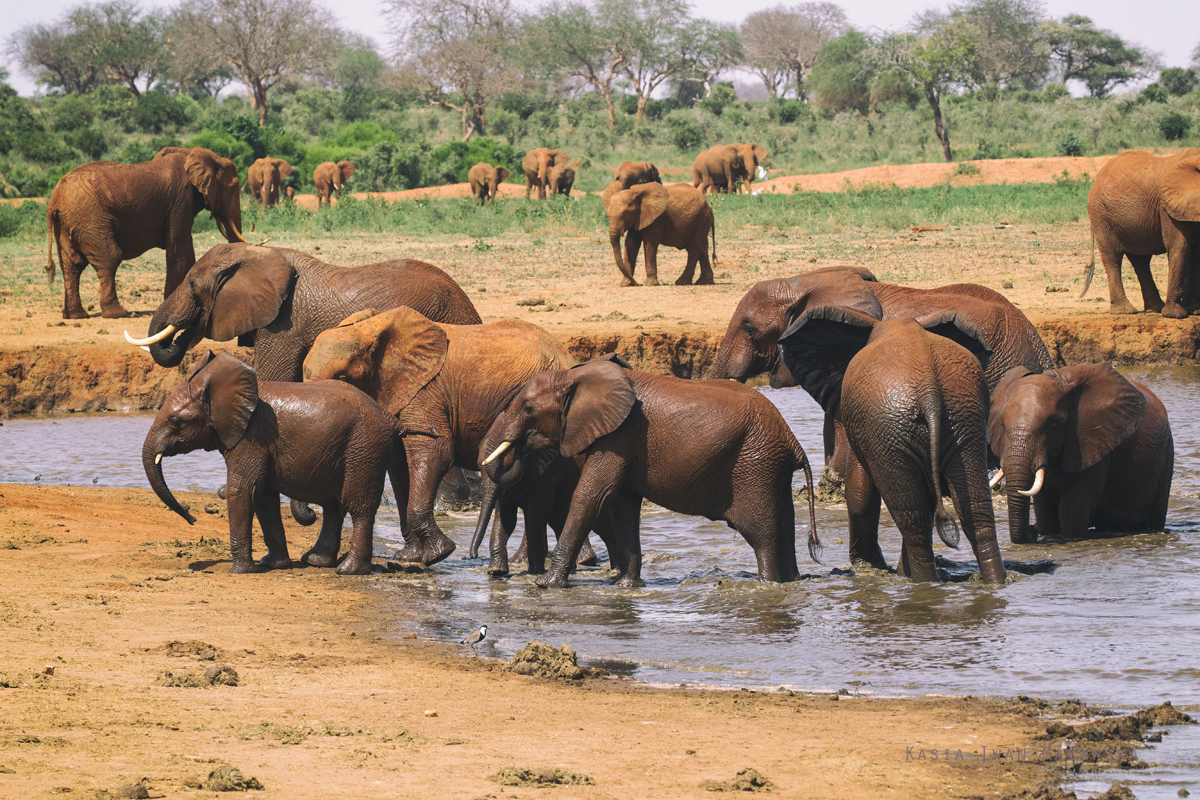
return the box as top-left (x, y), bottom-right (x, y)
top-left (460, 625), bottom-right (487, 652)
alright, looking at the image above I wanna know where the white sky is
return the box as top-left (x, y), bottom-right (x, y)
top-left (3, 0), bottom-right (1196, 97)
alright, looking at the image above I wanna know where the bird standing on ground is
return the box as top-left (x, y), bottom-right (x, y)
top-left (461, 625), bottom-right (487, 653)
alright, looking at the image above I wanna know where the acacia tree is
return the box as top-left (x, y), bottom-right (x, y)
top-left (1042, 14), bottom-right (1150, 97)
top-left (678, 21), bottom-right (743, 99)
top-left (163, 9), bottom-right (235, 99)
top-left (524, 1), bottom-right (627, 127)
top-left (8, 20), bottom-right (100, 94)
top-left (741, 3), bottom-right (847, 99)
top-left (609, 0), bottom-right (708, 119)
top-left (951, 0), bottom-right (1047, 88)
top-left (70, 1), bottom-right (167, 97)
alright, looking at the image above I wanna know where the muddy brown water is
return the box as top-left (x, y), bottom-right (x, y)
top-left (4, 369), bottom-right (1199, 797)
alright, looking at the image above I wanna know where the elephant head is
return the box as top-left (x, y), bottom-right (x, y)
top-left (1162, 152), bottom-right (1200, 223)
top-left (481, 360), bottom-right (637, 490)
top-left (548, 163), bottom-right (575, 195)
top-left (156, 146), bottom-right (246, 244)
top-left (987, 363), bottom-right (1146, 543)
top-left (708, 267), bottom-right (881, 386)
top-left (615, 161), bottom-right (661, 189)
top-left (142, 350), bottom-right (259, 524)
top-left (735, 143), bottom-right (768, 174)
top-left (333, 160), bottom-right (356, 190)
top-left (251, 157), bottom-right (292, 205)
top-left (301, 307), bottom-right (449, 416)
top-left (128, 244), bottom-right (296, 368)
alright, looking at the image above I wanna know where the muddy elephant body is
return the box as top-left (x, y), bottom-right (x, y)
top-left (467, 162), bottom-right (509, 205)
top-left (692, 145), bottom-right (748, 194)
top-left (614, 161), bottom-right (661, 190)
top-left (45, 146), bottom-right (246, 320)
top-left (522, 148), bottom-right (569, 199)
top-left (731, 143), bottom-right (768, 193)
top-left (303, 309), bottom-right (575, 566)
top-left (480, 360), bottom-right (819, 588)
top-left (989, 363), bottom-right (1173, 542)
top-left (547, 163), bottom-right (576, 196)
top-left (779, 310), bottom-right (1007, 583)
top-left (602, 181), bottom-right (716, 287)
top-left (314, 161), bottom-right (356, 206)
top-left (1082, 149), bottom-right (1200, 318)
top-left (247, 157), bottom-right (292, 206)
top-left (144, 351), bottom-right (410, 575)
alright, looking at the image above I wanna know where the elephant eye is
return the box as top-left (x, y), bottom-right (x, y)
top-left (169, 415), bottom-right (182, 428)
top-left (744, 323), bottom-right (758, 338)
top-left (523, 402), bottom-right (535, 416)
top-left (1047, 418), bottom-right (1060, 430)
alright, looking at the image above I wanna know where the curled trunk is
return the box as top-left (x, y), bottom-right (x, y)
top-left (146, 299), bottom-right (201, 368)
top-left (142, 443), bottom-right (197, 525)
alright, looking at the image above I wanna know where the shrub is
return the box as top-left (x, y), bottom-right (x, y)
top-left (1139, 83), bottom-right (1169, 104)
top-left (51, 94), bottom-right (95, 132)
top-left (1159, 68), bottom-right (1198, 97)
top-left (184, 129), bottom-right (255, 172)
top-left (353, 140), bottom-right (426, 191)
top-left (65, 128), bottom-right (107, 159)
top-left (428, 137), bottom-right (518, 185)
top-left (1055, 132), bottom-right (1085, 156)
top-left (954, 161), bottom-right (981, 176)
top-left (1160, 112), bottom-right (1193, 142)
top-left (971, 139), bottom-right (1003, 160)
top-left (665, 113), bottom-right (704, 152)
top-left (132, 90), bottom-right (195, 133)
top-left (1042, 84), bottom-right (1069, 102)
top-left (768, 98), bottom-right (811, 124)
top-left (698, 82), bottom-right (737, 117)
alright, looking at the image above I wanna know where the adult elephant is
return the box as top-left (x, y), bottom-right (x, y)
top-left (731, 143), bottom-right (768, 193)
top-left (547, 162), bottom-right (576, 196)
top-left (45, 146), bottom-right (246, 319)
top-left (480, 360), bottom-right (820, 588)
top-left (314, 161), bottom-right (355, 207)
top-left (614, 161), bottom-right (661, 190)
top-left (692, 145), bottom-right (748, 194)
top-left (467, 162), bottom-right (509, 205)
top-left (601, 181), bottom-right (716, 287)
top-left (302, 308), bottom-right (575, 566)
top-left (522, 147), bottom-right (569, 199)
top-left (779, 308), bottom-right (1006, 583)
top-left (989, 363), bottom-right (1173, 543)
top-left (247, 157), bottom-right (292, 206)
top-left (1081, 149), bottom-right (1200, 318)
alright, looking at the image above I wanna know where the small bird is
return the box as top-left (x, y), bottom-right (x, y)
top-left (460, 625), bottom-right (487, 653)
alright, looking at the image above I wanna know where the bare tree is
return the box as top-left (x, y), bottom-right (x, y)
top-left (163, 8), bottom-right (235, 98)
top-left (8, 20), bottom-right (101, 94)
top-left (525, 0), bottom-right (626, 126)
top-left (741, 3), bottom-right (847, 99)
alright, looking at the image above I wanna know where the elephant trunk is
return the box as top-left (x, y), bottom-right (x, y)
top-left (142, 438), bottom-right (197, 525)
top-left (146, 299), bottom-right (202, 368)
top-left (470, 474), bottom-right (502, 559)
top-left (483, 438), bottom-right (525, 489)
top-left (1001, 452), bottom-right (1038, 544)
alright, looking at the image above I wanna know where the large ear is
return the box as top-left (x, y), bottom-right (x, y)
top-left (986, 366), bottom-right (1032, 454)
top-left (601, 181), bottom-right (623, 215)
top-left (560, 361), bottom-right (637, 457)
top-left (634, 183), bottom-right (669, 230)
top-left (1057, 363), bottom-right (1146, 473)
top-left (648, 163), bottom-right (661, 182)
top-left (752, 144), bottom-right (767, 163)
top-left (207, 246), bottom-right (297, 341)
top-left (339, 161), bottom-right (356, 178)
top-left (1162, 153), bottom-right (1200, 222)
top-left (337, 308), bottom-right (378, 327)
top-left (497, 167), bottom-right (509, 183)
top-left (370, 307), bottom-right (450, 416)
top-left (274, 159), bottom-right (292, 178)
top-left (196, 351), bottom-right (259, 450)
top-left (777, 306), bottom-right (877, 418)
top-left (184, 148), bottom-right (222, 207)
top-left (917, 310), bottom-right (993, 372)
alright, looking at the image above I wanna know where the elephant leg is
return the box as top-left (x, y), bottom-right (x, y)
top-left (693, 246), bottom-right (715, 286)
top-left (577, 538), bottom-right (598, 567)
top-left (537, 455), bottom-right (625, 588)
top-left (1128, 254), bottom-right (1165, 313)
top-left (725, 478), bottom-right (790, 582)
top-left (625, 232), bottom-right (644, 284)
top-left (397, 438), bottom-right (457, 565)
top-left (676, 250), bottom-right (698, 285)
top-left (1098, 243), bottom-right (1137, 315)
top-left (1163, 241), bottom-right (1193, 319)
top-left (163, 221), bottom-right (196, 299)
top-left (254, 492), bottom-right (292, 571)
top-left (224, 483), bottom-right (257, 574)
top-left (605, 489), bottom-right (643, 588)
top-left (844, 450), bottom-right (886, 570)
top-left (642, 241), bottom-right (660, 287)
top-left (487, 500), bottom-right (519, 577)
top-left (337, 507), bottom-right (376, 576)
top-left (943, 455), bottom-right (1005, 584)
top-left (58, 246), bottom-right (91, 320)
top-left (522, 501), bottom-right (552, 574)
top-left (302, 501), bottom-right (345, 567)
top-left (1032, 491), bottom-right (1061, 541)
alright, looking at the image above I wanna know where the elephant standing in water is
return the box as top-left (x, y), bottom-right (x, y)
top-left (989, 363), bottom-right (1173, 542)
top-left (46, 146), bottom-right (247, 319)
top-left (779, 308), bottom-right (1006, 583)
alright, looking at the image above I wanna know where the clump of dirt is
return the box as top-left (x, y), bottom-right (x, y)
top-left (488, 767), bottom-right (596, 787)
top-left (1003, 696), bottom-right (1052, 716)
top-left (699, 768), bottom-right (774, 792)
top-left (813, 468), bottom-right (845, 504)
top-left (153, 664), bottom-right (238, 687)
top-left (1040, 701), bottom-right (1194, 744)
top-left (153, 640), bottom-right (223, 658)
top-left (506, 641), bottom-right (608, 680)
top-left (94, 782), bottom-right (150, 799)
top-left (236, 720), bottom-right (361, 745)
top-left (1001, 786), bottom-right (1080, 799)
top-left (204, 764), bottom-right (263, 792)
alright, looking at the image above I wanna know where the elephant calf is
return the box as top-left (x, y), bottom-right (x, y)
top-left (468, 162), bottom-right (509, 205)
top-left (989, 363), bottom-right (1173, 542)
top-left (144, 350), bottom-right (416, 575)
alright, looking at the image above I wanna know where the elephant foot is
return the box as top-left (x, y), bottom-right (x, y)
top-left (694, 275), bottom-right (715, 286)
top-left (526, 559), bottom-right (547, 575)
top-left (394, 532), bottom-right (456, 566)
top-left (578, 541), bottom-right (598, 567)
top-left (614, 574), bottom-right (645, 588)
top-left (535, 572), bottom-right (569, 588)
top-left (1145, 299), bottom-right (1166, 314)
top-left (301, 549), bottom-right (339, 568)
top-left (63, 307), bottom-right (90, 320)
top-left (99, 304), bottom-right (130, 319)
top-left (1162, 302), bottom-right (1191, 319)
top-left (1108, 299), bottom-right (1139, 315)
top-left (336, 553), bottom-right (372, 576)
top-left (258, 553), bottom-right (292, 570)
top-left (618, 278), bottom-right (640, 287)
top-left (228, 560), bottom-right (257, 574)
top-left (644, 277), bottom-right (660, 287)
top-left (487, 562), bottom-right (510, 578)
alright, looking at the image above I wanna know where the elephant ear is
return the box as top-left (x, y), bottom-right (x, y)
top-left (601, 181), bottom-right (624, 215)
top-left (1057, 363), bottom-right (1147, 473)
top-left (371, 307), bottom-right (450, 416)
top-left (207, 246), bottom-right (296, 341)
top-left (634, 183), bottom-right (670, 230)
top-left (195, 351), bottom-right (259, 450)
top-left (986, 366), bottom-right (1032, 455)
top-left (917, 311), bottom-right (993, 371)
top-left (497, 167), bottom-right (509, 183)
top-left (777, 306), bottom-right (877, 418)
top-left (184, 148), bottom-right (224, 209)
top-left (337, 309), bottom-right (378, 327)
top-left (751, 144), bottom-right (767, 163)
top-left (560, 361), bottom-right (637, 458)
top-left (339, 161), bottom-right (356, 178)
top-left (275, 159), bottom-right (292, 178)
top-left (1162, 153), bottom-right (1200, 222)
top-left (648, 163), bottom-right (661, 183)
top-left (573, 352), bottom-right (632, 370)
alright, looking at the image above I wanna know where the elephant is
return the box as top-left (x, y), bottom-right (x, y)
top-left (285, 186), bottom-right (296, 201)
top-left (522, 147), bottom-right (569, 199)
top-left (314, 161), bottom-right (356, 206)
top-left (731, 143), bottom-right (768, 193)
top-left (45, 146), bottom-right (247, 320)
top-left (301, 308), bottom-right (576, 566)
top-left (988, 363), bottom-right (1173, 543)
top-left (547, 162), bottom-right (576, 196)
top-left (143, 350), bottom-right (424, 575)
top-left (246, 157), bottom-right (292, 206)
top-left (692, 145), bottom-right (748, 194)
top-left (614, 161), bottom-right (661, 190)
top-left (479, 359), bottom-right (820, 588)
top-left (1081, 149), bottom-right (1200, 318)
top-left (778, 308), bottom-right (1007, 584)
top-left (601, 181), bottom-right (716, 287)
top-left (467, 162), bottom-right (509, 205)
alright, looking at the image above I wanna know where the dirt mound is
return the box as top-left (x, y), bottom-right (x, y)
top-left (699, 768), bottom-right (774, 792)
top-left (506, 641), bottom-right (607, 679)
top-left (488, 767), bottom-right (595, 787)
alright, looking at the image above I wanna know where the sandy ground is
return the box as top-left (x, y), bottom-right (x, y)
top-left (0, 484), bottom-right (1068, 799)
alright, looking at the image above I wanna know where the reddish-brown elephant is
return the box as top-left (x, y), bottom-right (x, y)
top-left (691, 145), bottom-right (748, 194)
top-left (522, 147), bottom-right (568, 199)
top-left (45, 146), bottom-right (246, 319)
top-left (731, 143), bottom-right (768, 193)
top-left (467, 162), bottom-right (509, 205)
top-left (601, 181), bottom-right (716, 286)
top-left (313, 160), bottom-right (356, 206)
top-left (614, 161), bottom-right (661, 190)
top-left (246, 157), bottom-right (292, 206)
top-left (547, 162), bottom-right (576, 196)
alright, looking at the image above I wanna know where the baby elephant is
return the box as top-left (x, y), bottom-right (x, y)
top-left (143, 350), bottom-right (416, 575)
top-left (989, 363), bottom-right (1173, 542)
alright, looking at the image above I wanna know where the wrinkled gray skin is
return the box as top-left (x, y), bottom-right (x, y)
top-left (142, 351), bottom-right (410, 575)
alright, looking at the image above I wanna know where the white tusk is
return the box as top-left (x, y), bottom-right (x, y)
top-left (1017, 468), bottom-right (1044, 497)
top-left (155, 453), bottom-right (163, 464)
top-left (989, 469), bottom-right (1004, 489)
top-left (482, 441), bottom-right (512, 466)
top-left (140, 346), bottom-right (150, 352)
top-left (124, 324), bottom-right (177, 347)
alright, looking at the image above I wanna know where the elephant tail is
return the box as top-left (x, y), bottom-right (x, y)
top-left (924, 390), bottom-right (961, 550)
top-left (710, 215), bottom-right (718, 266)
top-left (793, 440), bottom-right (822, 565)
top-left (45, 205), bottom-right (60, 285)
top-left (1080, 230), bottom-right (1096, 298)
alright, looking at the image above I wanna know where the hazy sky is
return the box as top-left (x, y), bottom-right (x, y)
top-left (3, 0), bottom-right (1196, 97)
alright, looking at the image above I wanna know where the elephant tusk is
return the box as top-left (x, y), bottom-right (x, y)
top-left (482, 441), bottom-right (512, 466)
top-left (140, 346), bottom-right (150, 352)
top-left (989, 469), bottom-right (1004, 489)
top-left (228, 219), bottom-right (249, 243)
top-left (1017, 468), bottom-right (1044, 497)
top-left (124, 324), bottom-right (177, 346)
top-left (155, 453), bottom-right (163, 465)
top-left (254, 236), bottom-right (272, 246)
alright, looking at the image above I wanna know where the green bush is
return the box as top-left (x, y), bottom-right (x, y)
top-left (666, 113), bottom-right (704, 152)
top-left (50, 94), bottom-right (95, 132)
top-left (65, 128), bottom-right (107, 159)
top-left (427, 137), bottom-right (518, 185)
top-left (1055, 132), bottom-right (1085, 156)
top-left (0, 200), bottom-right (47, 237)
top-left (1160, 68), bottom-right (1199, 97)
top-left (699, 83), bottom-right (736, 117)
top-left (1160, 112), bottom-right (1193, 142)
top-left (1139, 83), bottom-right (1169, 104)
top-left (768, 98), bottom-right (811, 124)
top-left (353, 140), bottom-right (426, 191)
top-left (185, 129), bottom-right (255, 172)
top-left (1042, 84), bottom-right (1069, 102)
top-left (132, 90), bottom-right (195, 133)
